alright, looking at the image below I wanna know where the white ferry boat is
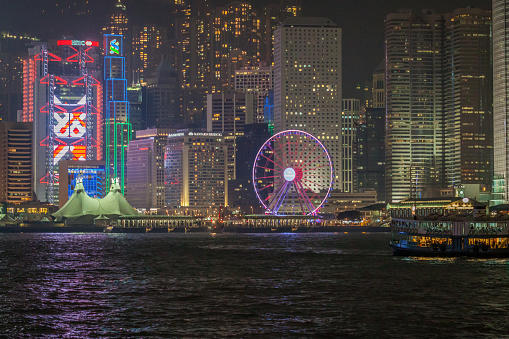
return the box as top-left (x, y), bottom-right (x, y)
top-left (390, 216), bottom-right (509, 257)
top-left (389, 197), bottom-right (509, 257)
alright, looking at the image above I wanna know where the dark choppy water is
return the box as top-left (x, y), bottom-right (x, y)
top-left (1, 232), bottom-right (509, 337)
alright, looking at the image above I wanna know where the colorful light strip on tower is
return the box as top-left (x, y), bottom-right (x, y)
top-left (103, 34), bottom-right (131, 194)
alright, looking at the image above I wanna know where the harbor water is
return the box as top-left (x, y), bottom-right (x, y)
top-left (1, 232), bottom-right (509, 337)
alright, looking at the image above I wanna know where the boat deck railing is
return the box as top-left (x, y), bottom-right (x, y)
top-left (391, 217), bottom-right (509, 236)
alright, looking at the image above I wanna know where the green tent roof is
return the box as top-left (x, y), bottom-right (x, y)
top-left (0, 213), bottom-right (17, 225)
top-left (52, 181), bottom-right (138, 222)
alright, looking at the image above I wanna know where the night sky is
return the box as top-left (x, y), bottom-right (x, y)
top-left (0, 0), bottom-right (492, 97)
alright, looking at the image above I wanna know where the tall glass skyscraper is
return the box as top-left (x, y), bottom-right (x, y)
top-left (385, 10), bottom-right (445, 203)
top-left (493, 0), bottom-right (509, 204)
top-left (103, 34), bottom-right (132, 193)
top-left (385, 8), bottom-right (492, 203)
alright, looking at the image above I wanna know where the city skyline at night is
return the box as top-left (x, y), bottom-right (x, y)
top-left (3, 3), bottom-right (509, 338)
top-left (0, 0), bottom-right (492, 98)
top-left (0, 0), bottom-right (498, 212)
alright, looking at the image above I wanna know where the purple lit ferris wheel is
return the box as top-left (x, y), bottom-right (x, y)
top-left (252, 130), bottom-right (334, 216)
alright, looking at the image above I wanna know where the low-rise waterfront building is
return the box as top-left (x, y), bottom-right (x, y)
top-left (320, 190), bottom-right (378, 214)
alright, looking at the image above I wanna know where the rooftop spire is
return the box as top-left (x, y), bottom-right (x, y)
top-left (115, 0), bottom-right (126, 10)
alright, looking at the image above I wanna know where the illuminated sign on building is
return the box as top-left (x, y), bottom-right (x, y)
top-left (188, 132), bottom-right (222, 137)
top-left (104, 35), bottom-right (123, 57)
top-left (167, 133), bottom-right (185, 138)
top-left (58, 160), bottom-right (106, 207)
top-left (57, 40), bottom-right (99, 47)
top-left (109, 39), bottom-right (120, 55)
top-left (67, 166), bottom-right (106, 199)
top-left (47, 78), bottom-right (101, 165)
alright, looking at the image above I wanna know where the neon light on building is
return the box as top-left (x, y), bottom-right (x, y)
top-left (57, 40), bottom-right (99, 47)
top-left (103, 34), bottom-right (132, 193)
top-left (67, 167), bottom-right (106, 199)
top-left (22, 59), bottom-right (35, 122)
top-left (109, 39), bottom-right (120, 55)
top-left (23, 40), bottom-right (102, 204)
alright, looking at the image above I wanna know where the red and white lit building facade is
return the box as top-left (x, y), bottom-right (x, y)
top-left (22, 39), bottom-right (102, 204)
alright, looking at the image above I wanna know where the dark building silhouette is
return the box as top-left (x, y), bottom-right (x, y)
top-left (229, 123), bottom-right (271, 213)
top-left (146, 56), bottom-right (179, 129)
top-left (127, 84), bottom-right (146, 132)
top-left (357, 107), bottom-right (385, 202)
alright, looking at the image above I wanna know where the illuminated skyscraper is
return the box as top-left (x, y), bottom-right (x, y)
top-left (235, 65), bottom-right (273, 123)
top-left (260, 0), bottom-right (302, 65)
top-left (444, 8), bottom-right (492, 194)
top-left (104, 34), bottom-right (132, 193)
top-left (102, 0), bottom-right (131, 84)
top-left (174, 0), bottom-right (213, 125)
top-left (493, 0), bottom-right (509, 203)
top-left (212, 2), bottom-right (261, 91)
top-left (0, 32), bottom-right (38, 122)
top-left (132, 25), bottom-right (168, 85)
top-left (165, 131), bottom-right (228, 213)
top-left (23, 39), bottom-right (103, 204)
top-left (207, 92), bottom-right (255, 180)
top-left (175, 0), bottom-right (262, 125)
top-left (0, 121), bottom-right (33, 203)
top-left (127, 84), bottom-right (145, 131)
top-left (342, 99), bottom-right (359, 193)
top-left (357, 107), bottom-right (386, 202)
top-left (385, 8), bottom-right (492, 203)
top-left (385, 10), bottom-right (445, 203)
top-left (102, 0), bottom-right (129, 37)
top-left (274, 17), bottom-right (342, 190)
top-left (126, 128), bottom-right (171, 210)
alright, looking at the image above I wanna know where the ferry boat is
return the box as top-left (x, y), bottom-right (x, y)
top-left (390, 215), bottom-right (509, 257)
top-left (388, 197), bottom-right (509, 257)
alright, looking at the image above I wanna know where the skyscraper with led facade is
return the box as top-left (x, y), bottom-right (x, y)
top-left (23, 39), bottom-right (103, 204)
top-left (104, 34), bottom-right (132, 193)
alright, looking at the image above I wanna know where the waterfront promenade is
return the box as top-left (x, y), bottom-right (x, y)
top-left (0, 223), bottom-right (389, 234)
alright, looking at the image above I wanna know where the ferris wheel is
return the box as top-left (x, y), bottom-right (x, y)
top-left (252, 130), bottom-right (334, 215)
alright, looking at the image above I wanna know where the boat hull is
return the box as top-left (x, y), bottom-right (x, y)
top-left (390, 240), bottom-right (509, 258)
